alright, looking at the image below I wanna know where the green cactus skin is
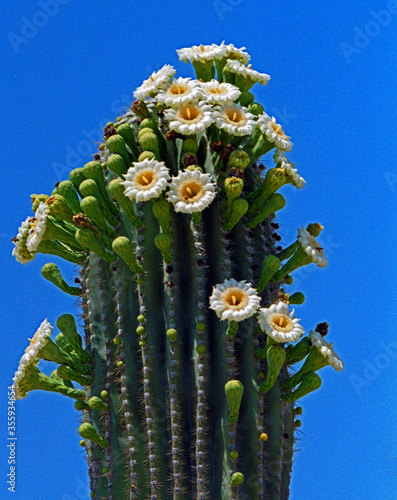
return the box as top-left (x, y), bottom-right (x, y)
top-left (12, 45), bottom-right (343, 500)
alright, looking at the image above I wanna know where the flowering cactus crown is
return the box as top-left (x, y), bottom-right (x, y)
top-left (11, 42), bottom-right (343, 500)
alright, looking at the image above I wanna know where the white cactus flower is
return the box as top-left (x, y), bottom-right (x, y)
top-left (176, 43), bottom-right (228, 63)
top-left (164, 102), bottom-right (214, 136)
top-left (209, 279), bottom-right (261, 322)
top-left (219, 41), bottom-right (250, 64)
top-left (13, 319), bottom-right (53, 399)
top-left (123, 159), bottom-right (171, 202)
top-left (23, 319), bottom-right (53, 360)
top-left (258, 114), bottom-right (293, 152)
top-left (200, 80), bottom-right (241, 105)
top-left (133, 64), bottom-right (176, 101)
top-left (297, 227), bottom-right (328, 268)
top-left (273, 149), bottom-right (305, 189)
top-left (257, 301), bottom-right (304, 343)
top-left (213, 103), bottom-right (256, 136)
top-left (309, 331), bottom-right (344, 371)
top-left (26, 202), bottom-right (48, 252)
top-left (167, 169), bottom-right (216, 213)
top-left (12, 217), bottom-right (35, 264)
top-left (225, 60), bottom-right (270, 86)
top-left (156, 77), bottom-right (204, 106)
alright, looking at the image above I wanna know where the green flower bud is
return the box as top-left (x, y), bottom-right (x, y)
top-left (55, 181), bottom-right (81, 214)
top-left (106, 154), bottom-right (129, 178)
top-left (41, 263), bottom-right (81, 296)
top-left (282, 372), bottom-right (322, 403)
top-left (289, 291), bottom-right (305, 305)
top-left (248, 102), bottom-right (264, 116)
top-left (112, 236), bottom-right (143, 274)
top-left (294, 419), bottom-right (302, 427)
top-left (246, 193), bottom-right (286, 229)
top-left (295, 406), bottom-right (303, 415)
top-left (307, 223), bottom-right (324, 237)
top-left (230, 472), bottom-right (244, 487)
top-left (80, 440), bottom-right (86, 447)
top-left (56, 314), bottom-right (93, 364)
top-left (239, 90), bottom-right (254, 106)
top-left (256, 255), bottom-right (281, 293)
top-left (31, 194), bottom-right (49, 212)
top-left (69, 168), bottom-right (86, 196)
top-left (140, 118), bottom-right (157, 130)
top-left (137, 127), bottom-right (155, 139)
top-left (139, 339), bottom-right (147, 348)
top-left (196, 344), bottom-right (206, 356)
top-left (138, 151), bottom-right (156, 162)
top-left (57, 365), bottom-right (92, 386)
top-left (106, 134), bottom-right (131, 166)
top-left (75, 400), bottom-right (90, 411)
top-left (152, 200), bottom-right (171, 235)
top-left (116, 123), bottom-right (140, 158)
top-left (228, 150), bottom-right (250, 171)
top-left (136, 326), bottom-right (146, 336)
top-left (139, 132), bottom-right (160, 159)
top-left (113, 336), bottom-right (122, 346)
top-left (196, 322), bottom-right (205, 333)
top-left (83, 161), bottom-right (119, 217)
top-left (100, 391), bottom-right (108, 400)
top-left (230, 450), bottom-right (239, 460)
top-left (166, 329), bottom-right (177, 342)
top-left (225, 379), bottom-right (244, 423)
top-left (154, 233), bottom-right (172, 264)
top-left (79, 179), bottom-right (119, 227)
top-left (80, 196), bottom-right (118, 240)
top-left (78, 423), bottom-right (109, 448)
top-left (222, 198), bottom-right (249, 231)
top-left (224, 177), bottom-right (244, 203)
top-left (260, 432), bottom-right (268, 442)
top-left (108, 179), bottom-right (143, 228)
top-left (137, 315), bottom-right (146, 323)
top-left (285, 337), bottom-right (311, 365)
top-left (117, 360), bottom-right (124, 368)
top-left (102, 467), bottom-right (110, 474)
top-left (76, 228), bottom-right (116, 263)
top-left (35, 239), bottom-right (86, 264)
top-left (182, 138), bottom-right (199, 154)
top-left (88, 396), bottom-right (108, 412)
top-left (259, 346), bottom-right (286, 393)
top-left (186, 165), bottom-right (204, 173)
top-left (246, 167), bottom-right (287, 211)
top-left (45, 194), bottom-right (74, 223)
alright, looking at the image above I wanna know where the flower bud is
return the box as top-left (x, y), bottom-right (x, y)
top-left (256, 255), bottom-right (280, 293)
top-left (154, 233), bottom-right (172, 264)
top-left (108, 179), bottom-right (143, 228)
top-left (41, 262), bottom-right (81, 296)
top-left (282, 373), bottom-right (322, 403)
top-left (106, 134), bottom-right (131, 166)
top-left (288, 292), bottom-right (305, 305)
top-left (228, 150), bottom-right (250, 171)
top-left (69, 168), bottom-right (86, 196)
top-left (55, 181), bottom-right (81, 214)
top-left (259, 346), bottom-right (286, 393)
top-left (223, 198), bottom-right (249, 231)
top-left (230, 472), bottom-right (244, 487)
top-left (112, 236), bottom-right (143, 274)
top-left (106, 154), bottom-right (129, 178)
top-left (79, 423), bottom-right (109, 448)
top-left (88, 396), bottom-right (108, 412)
top-left (225, 379), bottom-right (244, 423)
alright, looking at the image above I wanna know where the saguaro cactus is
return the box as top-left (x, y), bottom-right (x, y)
top-left (12, 42), bottom-right (344, 499)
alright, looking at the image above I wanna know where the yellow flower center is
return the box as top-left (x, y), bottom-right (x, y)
top-left (223, 288), bottom-right (248, 310)
top-left (271, 122), bottom-right (287, 139)
top-left (270, 313), bottom-right (293, 332)
top-left (136, 170), bottom-right (156, 189)
top-left (224, 108), bottom-right (246, 126)
top-left (207, 85), bottom-right (225, 95)
top-left (169, 82), bottom-right (189, 95)
top-left (179, 180), bottom-right (204, 202)
top-left (178, 105), bottom-right (201, 122)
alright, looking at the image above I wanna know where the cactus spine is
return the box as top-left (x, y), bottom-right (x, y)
top-left (11, 42), bottom-right (344, 499)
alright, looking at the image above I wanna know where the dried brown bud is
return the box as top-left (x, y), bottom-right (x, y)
top-left (315, 322), bottom-right (329, 337)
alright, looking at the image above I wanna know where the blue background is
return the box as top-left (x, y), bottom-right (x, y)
top-left (1, 1), bottom-right (396, 498)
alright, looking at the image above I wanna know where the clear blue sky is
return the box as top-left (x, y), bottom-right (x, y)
top-left (1, 1), bottom-right (396, 499)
